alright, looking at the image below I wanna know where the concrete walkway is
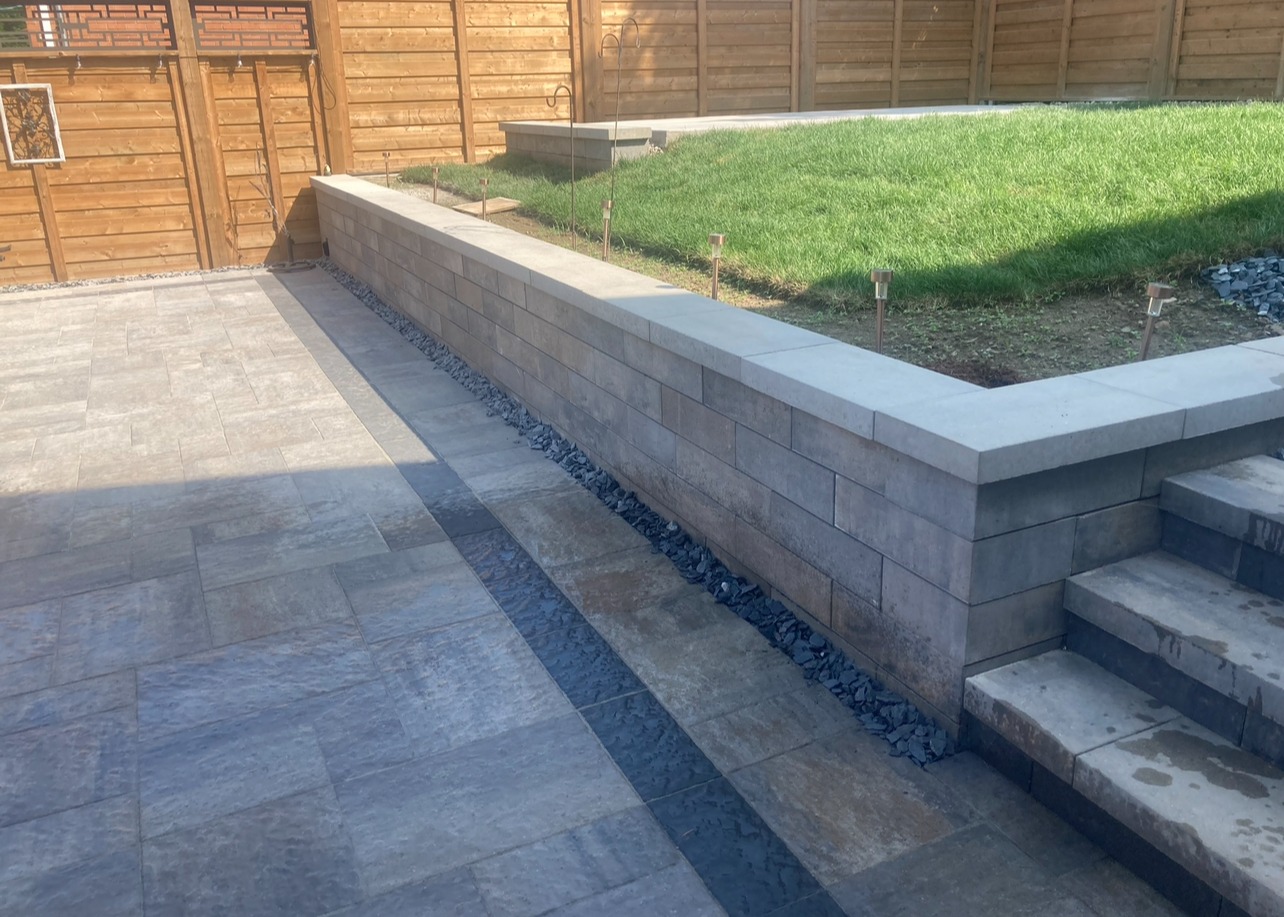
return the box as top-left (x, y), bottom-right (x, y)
top-left (0, 267), bottom-right (1179, 916)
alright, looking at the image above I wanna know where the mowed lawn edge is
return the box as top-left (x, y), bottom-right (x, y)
top-left (406, 103), bottom-right (1284, 307)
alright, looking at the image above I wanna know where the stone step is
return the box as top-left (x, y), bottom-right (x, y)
top-left (1065, 550), bottom-right (1284, 767)
top-left (965, 650), bottom-right (1284, 917)
top-left (1161, 454), bottom-right (1284, 598)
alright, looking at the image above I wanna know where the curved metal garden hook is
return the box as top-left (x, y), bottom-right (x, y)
top-left (600, 17), bottom-right (641, 208)
top-left (547, 84), bottom-right (577, 244)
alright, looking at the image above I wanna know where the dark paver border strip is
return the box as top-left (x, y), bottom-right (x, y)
top-left (255, 271), bottom-right (846, 917)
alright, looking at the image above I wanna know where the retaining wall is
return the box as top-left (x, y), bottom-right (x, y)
top-left (314, 174), bottom-right (1284, 732)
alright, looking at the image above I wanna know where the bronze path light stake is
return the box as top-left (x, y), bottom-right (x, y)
top-left (871, 268), bottom-right (893, 354)
top-left (432, 166), bottom-right (440, 204)
top-left (602, 199), bottom-right (614, 261)
top-left (1139, 282), bottom-right (1174, 361)
top-left (709, 234), bottom-right (726, 300)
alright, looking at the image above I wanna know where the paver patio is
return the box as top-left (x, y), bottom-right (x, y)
top-left (0, 267), bottom-right (1183, 916)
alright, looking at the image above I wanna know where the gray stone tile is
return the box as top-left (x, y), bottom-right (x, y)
top-left (623, 616), bottom-right (806, 726)
top-left (470, 806), bottom-right (682, 917)
top-left (924, 752), bottom-right (1105, 878)
top-left (196, 513), bottom-right (389, 591)
top-left (1057, 856), bottom-right (1185, 917)
top-left (140, 704), bottom-right (332, 838)
top-left (322, 869), bottom-right (490, 917)
top-left (730, 730), bottom-right (965, 885)
top-left (0, 656), bottom-right (52, 699)
top-left (549, 546), bottom-right (693, 620)
top-left (687, 683), bottom-right (853, 773)
top-left (334, 714), bottom-right (638, 895)
top-left (203, 565), bottom-right (354, 646)
top-left (0, 848), bottom-right (141, 917)
top-left (143, 786), bottom-right (364, 917)
top-left (130, 473), bottom-right (306, 537)
top-left (370, 505), bottom-right (448, 551)
top-left (0, 598), bottom-right (59, 668)
top-left (0, 670), bottom-right (135, 737)
top-left (830, 824), bottom-right (1094, 917)
top-left (137, 622), bottom-right (377, 738)
top-left (54, 571), bottom-right (209, 683)
top-left (0, 538), bottom-right (133, 610)
top-left (567, 587), bottom-right (730, 660)
top-left (543, 862), bottom-right (722, 917)
top-left (0, 794), bottom-right (137, 886)
top-left (489, 487), bottom-right (647, 568)
top-left (373, 614), bottom-right (571, 757)
top-left (0, 707), bottom-right (137, 827)
top-left (337, 544), bottom-right (499, 643)
top-left (463, 456), bottom-right (582, 503)
top-left (299, 679), bottom-right (414, 783)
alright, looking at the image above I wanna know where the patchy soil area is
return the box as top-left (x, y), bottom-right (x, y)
top-left (381, 177), bottom-right (1277, 387)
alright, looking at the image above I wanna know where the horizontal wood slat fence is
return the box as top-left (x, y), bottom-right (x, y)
top-left (4, 0), bottom-right (1284, 284)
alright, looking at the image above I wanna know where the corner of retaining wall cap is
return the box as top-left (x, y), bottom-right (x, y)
top-left (741, 342), bottom-right (981, 440)
top-left (873, 374), bottom-right (1186, 484)
top-left (1238, 335), bottom-right (1284, 357)
top-left (1076, 343), bottom-right (1284, 440)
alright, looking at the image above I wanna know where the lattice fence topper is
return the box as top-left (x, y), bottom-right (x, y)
top-left (0, 84), bottom-right (66, 164)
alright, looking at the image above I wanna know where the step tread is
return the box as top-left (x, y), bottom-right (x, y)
top-left (1066, 551), bottom-right (1284, 725)
top-left (964, 650), bottom-right (1182, 784)
top-left (966, 651), bottom-right (1284, 917)
top-left (1163, 454), bottom-right (1284, 545)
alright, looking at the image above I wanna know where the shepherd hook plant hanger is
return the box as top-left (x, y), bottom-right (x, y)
top-left (547, 84), bottom-right (576, 245)
top-left (599, 17), bottom-right (640, 208)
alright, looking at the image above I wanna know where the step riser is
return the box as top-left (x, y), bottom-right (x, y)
top-left (1163, 512), bottom-right (1284, 601)
top-left (965, 716), bottom-right (1235, 917)
top-left (1067, 615), bottom-right (1284, 772)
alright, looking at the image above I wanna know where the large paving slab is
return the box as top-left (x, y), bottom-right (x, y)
top-left (0, 268), bottom-right (1185, 916)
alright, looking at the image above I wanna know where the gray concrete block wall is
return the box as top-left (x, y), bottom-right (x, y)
top-left (314, 176), bottom-right (1284, 732)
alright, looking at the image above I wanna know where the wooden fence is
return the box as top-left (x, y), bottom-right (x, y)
top-left (4, 0), bottom-right (1284, 285)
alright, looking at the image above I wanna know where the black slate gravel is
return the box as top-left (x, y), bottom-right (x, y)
top-left (321, 260), bottom-right (956, 767)
top-left (1203, 252), bottom-right (1284, 319)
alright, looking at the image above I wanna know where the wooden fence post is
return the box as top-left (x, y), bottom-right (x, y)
top-left (790, 0), bottom-right (801, 110)
top-left (1164, 0), bottom-right (1186, 97)
top-left (579, 0), bottom-right (603, 120)
top-left (799, 0), bottom-right (815, 109)
top-left (166, 59), bottom-right (211, 269)
top-left (170, 0), bottom-right (233, 267)
top-left (1056, 0), bottom-right (1073, 98)
top-left (310, 0), bottom-right (353, 172)
top-left (696, 0), bottom-right (708, 115)
top-left (451, 0), bottom-right (476, 160)
top-left (253, 60), bottom-right (286, 241)
top-left (1148, 0), bottom-right (1177, 100)
top-left (980, 0), bottom-right (997, 100)
top-left (10, 62), bottom-right (67, 282)
top-left (890, 0), bottom-right (903, 106)
top-left (968, 0), bottom-right (986, 102)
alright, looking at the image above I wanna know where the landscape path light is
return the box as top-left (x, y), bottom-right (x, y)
top-left (871, 268), bottom-right (894, 354)
top-left (432, 166), bottom-right (439, 204)
top-left (480, 177), bottom-right (489, 221)
top-left (601, 199), bottom-right (614, 261)
top-left (709, 233), bottom-right (726, 300)
top-left (382, 151), bottom-right (391, 187)
top-left (1139, 282), bottom-right (1174, 361)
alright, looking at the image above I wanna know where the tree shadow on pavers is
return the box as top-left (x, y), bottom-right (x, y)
top-left (803, 191), bottom-right (1284, 307)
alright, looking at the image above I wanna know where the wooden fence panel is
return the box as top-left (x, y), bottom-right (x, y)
top-left (1172, 1), bottom-right (1284, 98)
top-left (601, 0), bottom-right (698, 118)
top-left (335, 0), bottom-right (464, 170)
top-left (1, 57), bottom-right (203, 282)
top-left (468, 0), bottom-right (575, 156)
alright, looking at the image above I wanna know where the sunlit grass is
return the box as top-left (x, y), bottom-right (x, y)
top-left (404, 103), bottom-right (1284, 305)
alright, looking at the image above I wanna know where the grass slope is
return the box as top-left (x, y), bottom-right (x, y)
top-left (405, 104), bottom-right (1284, 306)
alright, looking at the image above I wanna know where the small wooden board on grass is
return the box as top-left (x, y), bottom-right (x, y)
top-left (453, 198), bottom-right (521, 217)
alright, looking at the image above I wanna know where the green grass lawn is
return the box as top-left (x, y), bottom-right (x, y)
top-left (405, 103), bottom-right (1284, 306)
